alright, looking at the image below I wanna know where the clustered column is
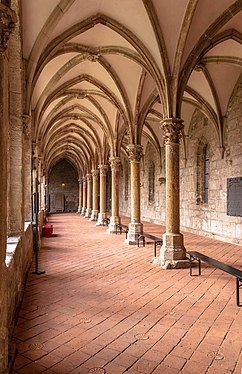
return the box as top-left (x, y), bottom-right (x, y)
top-left (90, 169), bottom-right (99, 221)
top-left (158, 118), bottom-right (188, 269)
top-left (81, 177), bottom-right (86, 215)
top-left (108, 157), bottom-right (121, 233)
top-left (85, 174), bottom-right (92, 218)
top-left (126, 144), bottom-right (143, 244)
top-left (97, 164), bottom-right (108, 226)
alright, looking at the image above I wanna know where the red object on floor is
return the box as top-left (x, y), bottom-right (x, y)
top-left (42, 224), bottom-right (53, 237)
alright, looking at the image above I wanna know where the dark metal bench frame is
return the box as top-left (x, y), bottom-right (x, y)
top-left (187, 251), bottom-right (242, 307)
top-left (116, 224), bottom-right (129, 239)
top-left (138, 233), bottom-right (162, 257)
top-left (101, 217), bottom-right (110, 226)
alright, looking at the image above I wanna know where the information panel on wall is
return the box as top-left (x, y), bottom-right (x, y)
top-left (227, 177), bottom-right (242, 217)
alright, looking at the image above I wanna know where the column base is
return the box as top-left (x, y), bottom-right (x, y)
top-left (96, 212), bottom-right (107, 226)
top-left (154, 232), bottom-right (189, 269)
top-left (81, 207), bottom-right (86, 215)
top-left (84, 208), bottom-right (92, 218)
top-left (107, 216), bottom-right (120, 234)
top-left (125, 222), bottom-right (143, 245)
top-left (89, 210), bottom-right (99, 221)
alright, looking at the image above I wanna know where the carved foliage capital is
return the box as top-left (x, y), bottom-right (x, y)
top-left (86, 174), bottom-right (92, 182)
top-left (161, 118), bottom-right (184, 144)
top-left (98, 164), bottom-right (108, 176)
top-left (109, 156), bottom-right (121, 171)
top-left (126, 144), bottom-right (143, 162)
top-left (91, 169), bottom-right (99, 178)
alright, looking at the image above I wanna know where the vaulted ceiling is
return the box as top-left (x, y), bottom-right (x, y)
top-left (22, 0), bottom-right (242, 176)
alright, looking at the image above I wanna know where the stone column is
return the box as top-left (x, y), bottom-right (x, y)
top-left (107, 157), bottom-right (121, 233)
top-left (158, 118), bottom-right (188, 269)
top-left (81, 177), bottom-right (86, 215)
top-left (96, 164), bottom-right (108, 226)
top-left (0, 5), bottom-right (16, 373)
top-left (126, 145), bottom-right (143, 244)
top-left (85, 173), bottom-right (92, 218)
top-left (8, 18), bottom-right (24, 236)
top-left (78, 178), bottom-right (83, 213)
top-left (23, 115), bottom-right (32, 221)
top-left (90, 169), bottom-right (99, 221)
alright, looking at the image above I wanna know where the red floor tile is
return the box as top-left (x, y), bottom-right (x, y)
top-left (11, 213), bottom-right (242, 374)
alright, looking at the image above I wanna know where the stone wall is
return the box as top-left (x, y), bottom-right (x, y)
top-left (119, 80), bottom-right (242, 245)
top-left (180, 79), bottom-right (242, 245)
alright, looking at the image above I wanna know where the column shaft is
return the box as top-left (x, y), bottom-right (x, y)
top-left (157, 118), bottom-right (188, 269)
top-left (81, 177), bottom-right (86, 215)
top-left (90, 170), bottom-right (99, 221)
top-left (78, 179), bottom-right (83, 213)
top-left (85, 174), bottom-right (92, 218)
top-left (97, 165), bottom-right (107, 225)
top-left (23, 115), bottom-right (32, 221)
top-left (126, 145), bottom-right (143, 244)
top-left (107, 157), bottom-right (121, 233)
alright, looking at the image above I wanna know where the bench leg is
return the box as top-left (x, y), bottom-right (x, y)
top-left (236, 277), bottom-right (242, 307)
top-left (189, 256), bottom-right (201, 276)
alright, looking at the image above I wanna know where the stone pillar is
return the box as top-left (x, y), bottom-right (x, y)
top-left (81, 177), bottom-right (86, 215)
top-left (23, 115), bottom-right (32, 221)
top-left (8, 6), bottom-right (23, 236)
top-left (78, 178), bottom-right (83, 213)
top-left (90, 169), bottom-right (99, 221)
top-left (0, 5), bottom-right (16, 373)
top-left (107, 157), bottom-right (121, 233)
top-left (125, 145), bottom-right (143, 244)
top-left (96, 164), bottom-right (108, 226)
top-left (85, 173), bottom-right (92, 218)
top-left (157, 118), bottom-right (188, 269)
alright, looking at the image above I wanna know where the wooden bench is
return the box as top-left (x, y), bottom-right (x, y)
top-left (137, 233), bottom-right (163, 257)
top-left (116, 224), bottom-right (129, 239)
top-left (187, 251), bottom-right (242, 307)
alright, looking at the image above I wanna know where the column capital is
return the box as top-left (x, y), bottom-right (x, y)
top-left (98, 164), bottom-right (108, 176)
top-left (82, 176), bottom-right (86, 183)
top-left (91, 169), bottom-right (99, 178)
top-left (161, 118), bottom-right (184, 144)
top-left (0, 5), bottom-right (16, 54)
top-left (86, 173), bottom-right (92, 182)
top-left (109, 156), bottom-right (121, 171)
top-left (126, 144), bottom-right (143, 162)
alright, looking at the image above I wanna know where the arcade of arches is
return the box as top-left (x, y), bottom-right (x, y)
top-left (0, 0), bottom-right (241, 372)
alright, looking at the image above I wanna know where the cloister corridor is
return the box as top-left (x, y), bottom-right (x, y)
top-left (11, 213), bottom-right (242, 374)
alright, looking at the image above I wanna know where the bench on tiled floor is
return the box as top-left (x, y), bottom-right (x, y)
top-left (137, 232), bottom-right (163, 257)
top-left (187, 250), bottom-right (242, 307)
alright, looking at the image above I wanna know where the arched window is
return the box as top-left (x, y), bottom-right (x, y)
top-left (196, 141), bottom-right (209, 204)
top-left (203, 145), bottom-right (209, 204)
top-left (148, 161), bottom-right (155, 203)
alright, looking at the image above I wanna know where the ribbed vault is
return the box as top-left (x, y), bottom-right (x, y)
top-left (22, 0), bottom-right (242, 176)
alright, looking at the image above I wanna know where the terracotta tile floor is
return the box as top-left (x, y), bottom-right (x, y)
top-left (11, 213), bottom-right (242, 374)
